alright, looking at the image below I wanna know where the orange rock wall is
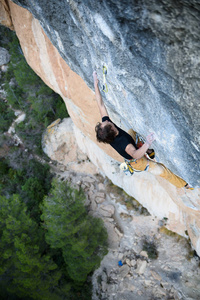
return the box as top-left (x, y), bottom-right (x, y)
top-left (0, 0), bottom-right (14, 29)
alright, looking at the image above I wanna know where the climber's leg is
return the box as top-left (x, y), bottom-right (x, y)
top-left (129, 156), bottom-right (187, 188)
top-left (128, 129), bottom-right (186, 188)
top-left (130, 156), bottom-right (149, 171)
top-left (148, 160), bottom-right (187, 188)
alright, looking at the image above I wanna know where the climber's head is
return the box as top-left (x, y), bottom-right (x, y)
top-left (95, 120), bottom-right (118, 143)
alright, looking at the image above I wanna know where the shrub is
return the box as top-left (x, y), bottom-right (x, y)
top-left (41, 179), bottom-right (108, 282)
top-left (0, 99), bottom-right (15, 133)
top-left (2, 27), bottom-right (68, 154)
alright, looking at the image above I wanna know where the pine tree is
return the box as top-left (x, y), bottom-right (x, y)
top-left (0, 193), bottom-right (63, 300)
top-left (41, 179), bottom-right (108, 282)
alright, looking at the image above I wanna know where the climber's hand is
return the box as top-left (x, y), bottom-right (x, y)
top-left (146, 133), bottom-right (155, 146)
top-left (93, 71), bottom-right (99, 86)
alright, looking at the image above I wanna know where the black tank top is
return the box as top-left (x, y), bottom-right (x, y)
top-left (102, 116), bottom-right (137, 160)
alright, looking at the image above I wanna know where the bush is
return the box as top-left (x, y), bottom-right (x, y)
top-left (142, 236), bottom-right (158, 259)
top-left (0, 194), bottom-right (63, 300)
top-left (1, 27), bottom-right (68, 154)
top-left (41, 179), bottom-right (108, 282)
top-left (0, 158), bottom-right (53, 221)
top-left (0, 99), bottom-right (15, 133)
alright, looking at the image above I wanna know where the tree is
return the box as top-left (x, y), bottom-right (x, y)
top-left (41, 179), bottom-right (108, 283)
top-left (0, 193), bottom-right (65, 300)
top-left (2, 28), bottom-right (68, 154)
top-left (0, 159), bottom-right (53, 221)
top-left (0, 159), bottom-right (93, 299)
top-left (0, 99), bottom-right (15, 133)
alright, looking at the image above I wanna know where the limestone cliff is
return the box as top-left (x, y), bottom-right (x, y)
top-left (1, 0), bottom-right (200, 254)
top-left (6, 0), bottom-right (200, 187)
top-left (43, 117), bottom-right (200, 257)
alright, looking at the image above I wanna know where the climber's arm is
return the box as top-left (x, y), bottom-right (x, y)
top-left (126, 143), bottom-right (150, 160)
top-left (93, 71), bottom-right (109, 118)
top-left (125, 133), bottom-right (155, 160)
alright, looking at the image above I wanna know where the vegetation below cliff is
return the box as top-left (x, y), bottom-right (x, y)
top-left (0, 26), bottom-right (108, 300)
top-left (0, 25), bottom-right (67, 156)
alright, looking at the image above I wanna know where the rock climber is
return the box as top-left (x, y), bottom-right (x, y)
top-left (93, 71), bottom-right (192, 189)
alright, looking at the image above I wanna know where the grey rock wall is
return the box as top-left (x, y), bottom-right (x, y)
top-left (0, 47), bottom-right (10, 66)
top-left (11, 0), bottom-right (200, 186)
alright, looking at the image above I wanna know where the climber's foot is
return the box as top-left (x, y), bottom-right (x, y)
top-left (147, 148), bottom-right (155, 159)
top-left (185, 183), bottom-right (194, 190)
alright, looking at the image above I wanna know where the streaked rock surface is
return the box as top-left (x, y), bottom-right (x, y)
top-left (2, 0), bottom-right (200, 259)
top-left (2, 0), bottom-right (199, 186)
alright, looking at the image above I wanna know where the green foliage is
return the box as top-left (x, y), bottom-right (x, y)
top-left (41, 179), bottom-right (108, 283)
top-left (0, 194), bottom-right (62, 300)
top-left (1, 26), bottom-right (68, 154)
top-left (142, 236), bottom-right (158, 259)
top-left (13, 58), bottom-right (39, 89)
top-left (0, 159), bottom-right (9, 176)
top-left (0, 99), bottom-right (15, 133)
top-left (0, 158), bottom-right (53, 221)
top-left (0, 158), bottom-right (106, 298)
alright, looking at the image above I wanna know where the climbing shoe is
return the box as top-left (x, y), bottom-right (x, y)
top-left (185, 183), bottom-right (194, 190)
top-left (147, 149), bottom-right (155, 159)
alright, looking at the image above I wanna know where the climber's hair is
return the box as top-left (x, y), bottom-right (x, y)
top-left (95, 122), bottom-right (116, 144)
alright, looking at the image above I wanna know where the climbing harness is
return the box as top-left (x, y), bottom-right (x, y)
top-left (120, 157), bottom-right (150, 176)
top-left (120, 161), bottom-right (134, 176)
top-left (102, 65), bottom-right (108, 93)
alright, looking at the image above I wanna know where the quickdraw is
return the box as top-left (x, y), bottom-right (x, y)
top-left (102, 65), bottom-right (108, 93)
top-left (135, 133), bottom-right (145, 146)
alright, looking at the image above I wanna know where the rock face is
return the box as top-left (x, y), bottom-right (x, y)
top-left (42, 118), bottom-right (99, 175)
top-left (1, 0), bottom-right (200, 251)
top-left (42, 121), bottom-right (200, 300)
top-left (43, 118), bottom-right (200, 256)
top-left (0, 47), bottom-right (10, 66)
top-left (7, 0), bottom-right (200, 187)
top-left (0, 0), bottom-right (14, 29)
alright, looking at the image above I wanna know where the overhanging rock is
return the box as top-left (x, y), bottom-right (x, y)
top-left (8, 0), bottom-right (200, 186)
top-left (1, 0), bottom-right (200, 254)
